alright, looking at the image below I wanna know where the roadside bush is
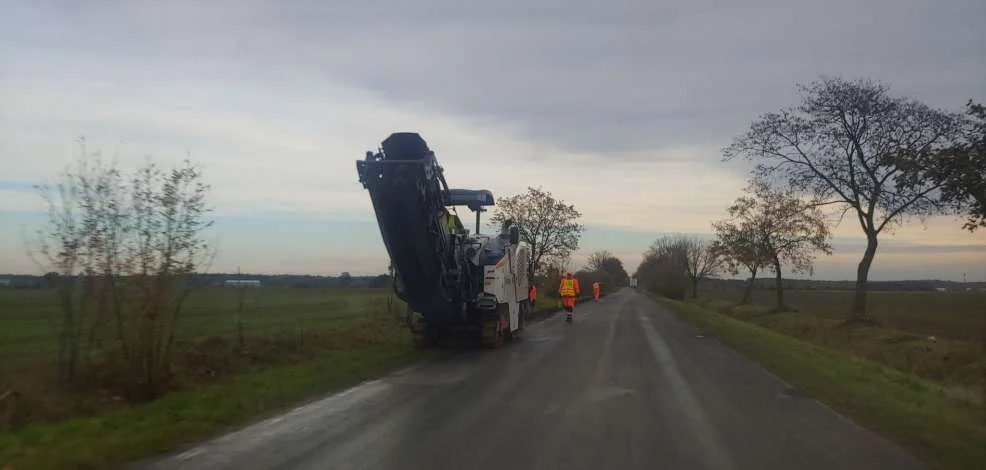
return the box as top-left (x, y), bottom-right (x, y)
top-left (635, 252), bottom-right (689, 299)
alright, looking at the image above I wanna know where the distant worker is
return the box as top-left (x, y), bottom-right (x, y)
top-left (529, 284), bottom-right (537, 307)
top-left (592, 281), bottom-right (600, 301)
top-left (558, 272), bottom-right (580, 315)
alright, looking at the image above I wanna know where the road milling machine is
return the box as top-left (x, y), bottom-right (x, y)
top-left (356, 132), bottom-right (532, 348)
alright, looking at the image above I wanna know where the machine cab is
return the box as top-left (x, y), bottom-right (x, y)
top-left (444, 189), bottom-right (495, 236)
top-left (445, 189), bottom-right (494, 211)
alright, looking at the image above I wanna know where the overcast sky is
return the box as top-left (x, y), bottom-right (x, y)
top-left (2, 0), bottom-right (985, 281)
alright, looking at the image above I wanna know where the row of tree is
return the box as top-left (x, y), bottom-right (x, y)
top-left (634, 77), bottom-right (984, 323)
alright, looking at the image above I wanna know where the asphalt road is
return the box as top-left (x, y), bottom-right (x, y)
top-left (137, 289), bottom-right (927, 470)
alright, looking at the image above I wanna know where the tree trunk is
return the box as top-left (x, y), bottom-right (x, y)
top-left (741, 266), bottom-right (758, 304)
top-left (773, 256), bottom-right (785, 311)
top-left (691, 276), bottom-right (700, 298)
top-left (849, 232), bottom-right (879, 323)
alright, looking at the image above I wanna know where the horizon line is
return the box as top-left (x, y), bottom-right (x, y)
top-left (0, 272), bottom-right (982, 285)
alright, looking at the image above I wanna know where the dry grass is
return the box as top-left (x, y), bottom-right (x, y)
top-left (692, 289), bottom-right (986, 407)
top-left (700, 288), bottom-right (986, 341)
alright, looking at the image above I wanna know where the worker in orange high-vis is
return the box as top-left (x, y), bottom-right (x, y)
top-left (558, 272), bottom-right (580, 318)
top-left (592, 281), bottom-right (600, 301)
top-left (529, 284), bottom-right (537, 307)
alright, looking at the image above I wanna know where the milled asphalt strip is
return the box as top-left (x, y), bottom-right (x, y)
top-left (636, 305), bottom-right (738, 470)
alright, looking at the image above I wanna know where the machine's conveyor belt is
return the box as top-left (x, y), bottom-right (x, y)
top-left (356, 133), bottom-right (458, 321)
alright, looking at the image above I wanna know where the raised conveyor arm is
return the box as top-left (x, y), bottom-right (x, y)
top-left (356, 133), bottom-right (459, 319)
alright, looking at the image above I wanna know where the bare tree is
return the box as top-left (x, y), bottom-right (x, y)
top-left (28, 141), bottom-right (215, 398)
top-left (490, 186), bottom-right (584, 281)
top-left (126, 158), bottom-right (215, 398)
top-left (723, 76), bottom-right (962, 323)
top-left (583, 250), bottom-right (629, 293)
top-left (713, 182), bottom-right (833, 310)
top-left (647, 235), bottom-right (722, 298)
top-left (29, 142), bottom-right (123, 387)
top-left (586, 250), bottom-right (614, 272)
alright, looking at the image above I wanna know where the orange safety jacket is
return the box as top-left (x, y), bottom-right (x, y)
top-left (529, 285), bottom-right (537, 302)
top-left (559, 277), bottom-right (579, 297)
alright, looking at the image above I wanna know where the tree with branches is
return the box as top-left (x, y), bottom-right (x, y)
top-left (586, 250), bottom-right (615, 272)
top-left (723, 76), bottom-right (963, 322)
top-left (712, 222), bottom-right (769, 305)
top-left (713, 182), bottom-right (833, 309)
top-left (28, 139), bottom-right (216, 398)
top-left (634, 245), bottom-right (689, 299)
top-left (490, 186), bottom-right (584, 282)
top-left (584, 250), bottom-right (629, 292)
top-left (645, 235), bottom-right (722, 298)
top-left (926, 100), bottom-right (986, 232)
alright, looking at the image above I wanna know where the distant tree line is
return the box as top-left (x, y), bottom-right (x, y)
top-left (9, 272), bottom-right (975, 293)
top-left (0, 272), bottom-right (395, 289)
top-left (532, 250), bottom-right (629, 299)
top-left (702, 277), bottom-right (986, 292)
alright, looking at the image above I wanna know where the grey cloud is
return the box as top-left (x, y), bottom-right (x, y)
top-left (6, 0), bottom-right (985, 160)
top-left (257, 0), bottom-right (985, 156)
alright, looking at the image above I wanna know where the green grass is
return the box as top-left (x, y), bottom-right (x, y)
top-left (0, 331), bottom-right (419, 469)
top-left (0, 287), bottom-right (395, 360)
top-left (699, 289), bottom-right (986, 342)
top-left (655, 295), bottom-right (986, 470)
top-left (0, 286), bottom-right (422, 468)
top-left (691, 290), bottom-right (986, 405)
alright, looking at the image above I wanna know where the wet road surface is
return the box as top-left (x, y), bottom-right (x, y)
top-left (136, 289), bottom-right (927, 470)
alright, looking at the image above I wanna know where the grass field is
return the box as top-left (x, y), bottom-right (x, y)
top-left (655, 296), bottom-right (986, 470)
top-left (0, 333), bottom-right (419, 470)
top-left (699, 288), bottom-right (986, 342)
top-left (0, 286), bottom-right (397, 362)
top-left (0, 286), bottom-right (420, 468)
top-left (689, 289), bottom-right (986, 406)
